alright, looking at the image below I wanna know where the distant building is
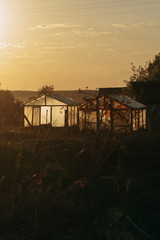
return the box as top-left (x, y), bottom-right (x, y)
top-left (24, 94), bottom-right (79, 127)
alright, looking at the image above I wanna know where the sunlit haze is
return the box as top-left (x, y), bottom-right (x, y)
top-left (0, 0), bottom-right (160, 90)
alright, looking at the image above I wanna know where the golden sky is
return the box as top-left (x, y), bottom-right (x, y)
top-left (0, 0), bottom-right (160, 90)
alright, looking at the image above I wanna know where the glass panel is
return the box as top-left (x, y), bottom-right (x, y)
top-left (33, 107), bottom-right (40, 126)
top-left (41, 106), bottom-right (51, 125)
top-left (52, 106), bottom-right (66, 127)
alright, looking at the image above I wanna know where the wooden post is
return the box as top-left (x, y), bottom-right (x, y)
top-left (96, 97), bottom-right (99, 131)
top-left (110, 98), bottom-right (114, 133)
top-left (135, 110), bottom-right (137, 130)
top-left (77, 107), bottom-right (79, 128)
top-left (39, 107), bottom-right (41, 125)
top-left (103, 96), bottom-right (106, 124)
top-left (46, 109), bottom-right (48, 124)
top-left (142, 109), bottom-right (144, 128)
top-left (45, 94), bottom-right (47, 105)
top-left (144, 109), bottom-right (147, 129)
top-left (65, 107), bottom-right (68, 127)
top-left (138, 110), bottom-right (140, 130)
top-left (73, 106), bottom-right (75, 126)
top-left (70, 106), bottom-right (72, 126)
top-left (84, 110), bottom-right (87, 130)
top-left (32, 107), bottom-right (34, 126)
top-left (104, 96), bottom-right (106, 109)
top-left (50, 106), bottom-right (52, 126)
top-left (131, 110), bottom-right (133, 131)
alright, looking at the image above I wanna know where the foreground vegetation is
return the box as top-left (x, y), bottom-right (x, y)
top-left (0, 127), bottom-right (159, 240)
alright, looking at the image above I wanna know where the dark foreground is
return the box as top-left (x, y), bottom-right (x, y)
top-left (0, 127), bottom-right (159, 240)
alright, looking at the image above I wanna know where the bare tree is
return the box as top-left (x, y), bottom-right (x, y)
top-left (38, 85), bottom-right (54, 96)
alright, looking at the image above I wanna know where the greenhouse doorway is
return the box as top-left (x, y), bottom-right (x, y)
top-left (41, 106), bottom-right (51, 125)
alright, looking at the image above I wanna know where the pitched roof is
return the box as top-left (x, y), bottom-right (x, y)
top-left (25, 93), bottom-right (78, 105)
top-left (110, 95), bottom-right (146, 109)
top-left (49, 94), bottom-right (78, 105)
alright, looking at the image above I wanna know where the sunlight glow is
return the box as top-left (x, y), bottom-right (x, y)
top-left (0, 0), bottom-right (159, 90)
top-left (0, 8), bottom-right (6, 34)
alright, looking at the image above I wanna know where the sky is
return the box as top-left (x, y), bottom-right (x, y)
top-left (0, 0), bottom-right (160, 91)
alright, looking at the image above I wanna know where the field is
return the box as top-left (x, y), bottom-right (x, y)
top-left (0, 127), bottom-right (159, 240)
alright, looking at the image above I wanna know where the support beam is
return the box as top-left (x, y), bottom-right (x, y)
top-left (45, 94), bottom-right (47, 105)
top-left (138, 110), bottom-right (140, 130)
top-left (39, 107), bottom-right (41, 125)
top-left (96, 97), bottom-right (100, 131)
top-left (84, 110), bottom-right (87, 130)
top-left (65, 107), bottom-right (68, 127)
top-left (142, 109), bottom-right (144, 127)
top-left (131, 110), bottom-right (133, 131)
top-left (50, 106), bottom-right (52, 126)
top-left (24, 114), bottom-right (32, 127)
top-left (32, 107), bottom-right (34, 126)
top-left (77, 108), bottom-right (79, 128)
top-left (110, 98), bottom-right (114, 133)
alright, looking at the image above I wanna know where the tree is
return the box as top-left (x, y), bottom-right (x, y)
top-left (38, 85), bottom-right (54, 96)
top-left (0, 90), bottom-right (22, 126)
top-left (124, 53), bottom-right (160, 99)
top-left (130, 53), bottom-right (160, 82)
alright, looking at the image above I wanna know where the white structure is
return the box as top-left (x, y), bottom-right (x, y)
top-left (24, 94), bottom-right (78, 127)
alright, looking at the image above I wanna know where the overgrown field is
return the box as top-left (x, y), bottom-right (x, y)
top-left (0, 127), bottom-right (159, 240)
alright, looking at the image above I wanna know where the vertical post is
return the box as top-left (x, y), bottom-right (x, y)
top-left (77, 107), bottom-right (79, 128)
top-left (50, 106), bottom-right (52, 126)
top-left (65, 106), bottom-right (68, 127)
top-left (110, 97), bottom-right (114, 133)
top-left (23, 105), bottom-right (25, 127)
top-left (39, 107), bottom-right (41, 125)
top-left (45, 94), bottom-right (47, 105)
top-left (104, 96), bottom-right (106, 108)
top-left (142, 109), bottom-right (144, 128)
top-left (138, 110), bottom-right (140, 130)
top-left (46, 109), bottom-right (48, 124)
top-left (32, 107), bottom-right (34, 126)
top-left (73, 106), bottom-right (75, 126)
top-left (84, 110), bottom-right (87, 130)
top-left (133, 110), bottom-right (136, 131)
top-left (135, 110), bottom-right (137, 130)
top-left (131, 110), bottom-right (133, 131)
top-left (103, 96), bottom-right (106, 124)
top-left (145, 109), bottom-right (147, 129)
top-left (70, 106), bottom-right (72, 126)
top-left (96, 97), bottom-right (99, 132)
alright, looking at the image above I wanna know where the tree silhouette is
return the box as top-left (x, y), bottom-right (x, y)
top-left (130, 53), bottom-right (160, 82)
top-left (0, 90), bottom-right (22, 126)
top-left (38, 85), bottom-right (54, 96)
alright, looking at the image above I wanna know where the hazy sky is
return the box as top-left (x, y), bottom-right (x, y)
top-left (0, 0), bottom-right (160, 90)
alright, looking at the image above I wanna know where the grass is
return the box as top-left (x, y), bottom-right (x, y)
top-left (0, 127), bottom-right (159, 239)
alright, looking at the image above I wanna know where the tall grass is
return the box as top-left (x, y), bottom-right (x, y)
top-left (0, 128), bottom-right (159, 239)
